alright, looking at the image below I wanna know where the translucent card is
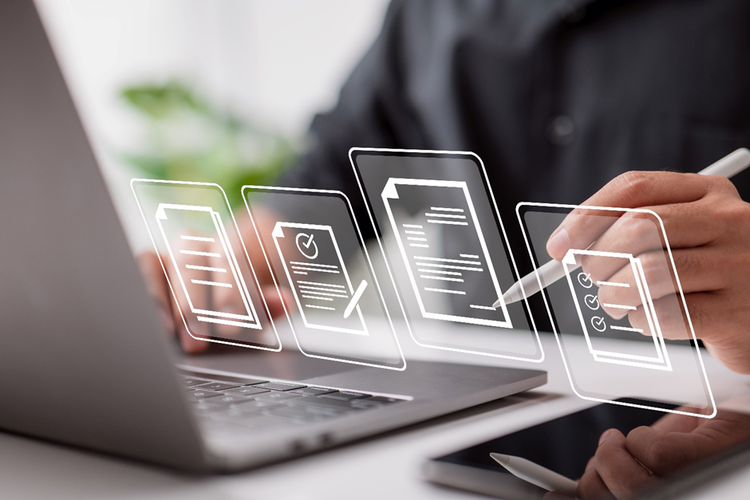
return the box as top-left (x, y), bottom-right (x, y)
top-left (517, 202), bottom-right (715, 417)
top-left (351, 148), bottom-right (543, 362)
top-left (243, 186), bottom-right (406, 371)
top-left (131, 179), bottom-right (282, 351)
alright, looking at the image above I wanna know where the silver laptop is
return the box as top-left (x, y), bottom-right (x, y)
top-left (0, 0), bottom-right (545, 472)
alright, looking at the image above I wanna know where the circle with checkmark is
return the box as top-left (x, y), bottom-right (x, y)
top-left (584, 294), bottom-right (600, 311)
top-left (577, 272), bottom-right (594, 289)
top-left (591, 316), bottom-right (607, 333)
top-left (296, 232), bottom-right (319, 260)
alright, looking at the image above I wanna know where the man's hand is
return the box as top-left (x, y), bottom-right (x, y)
top-left (136, 208), bottom-right (287, 354)
top-left (546, 171), bottom-right (750, 374)
top-left (576, 410), bottom-right (750, 499)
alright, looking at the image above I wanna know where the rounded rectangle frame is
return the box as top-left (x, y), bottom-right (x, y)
top-left (242, 185), bottom-right (407, 371)
top-left (350, 147), bottom-right (544, 362)
top-left (516, 201), bottom-right (716, 418)
top-left (131, 179), bottom-right (283, 351)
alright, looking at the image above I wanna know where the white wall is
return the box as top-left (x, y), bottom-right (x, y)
top-left (35, 0), bottom-right (390, 250)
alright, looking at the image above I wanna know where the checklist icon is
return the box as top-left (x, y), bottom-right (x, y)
top-left (562, 249), bottom-right (672, 372)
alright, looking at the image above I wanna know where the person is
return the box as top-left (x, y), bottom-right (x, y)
top-left (140, 1), bottom-right (750, 497)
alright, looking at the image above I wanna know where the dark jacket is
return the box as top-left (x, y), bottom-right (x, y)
top-left (281, 0), bottom-right (750, 243)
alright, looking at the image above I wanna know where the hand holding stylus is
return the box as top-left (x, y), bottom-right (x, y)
top-left (497, 148), bottom-right (750, 308)
top-left (501, 148), bottom-right (750, 374)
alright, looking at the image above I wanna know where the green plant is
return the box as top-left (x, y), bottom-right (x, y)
top-left (119, 80), bottom-right (298, 209)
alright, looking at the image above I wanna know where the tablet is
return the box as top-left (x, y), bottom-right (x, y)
top-left (423, 399), bottom-right (672, 499)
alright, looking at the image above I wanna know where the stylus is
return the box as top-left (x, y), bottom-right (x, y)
top-left (494, 147), bottom-right (750, 307)
top-left (490, 452), bottom-right (578, 495)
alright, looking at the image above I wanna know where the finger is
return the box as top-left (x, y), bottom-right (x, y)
top-left (626, 426), bottom-right (711, 476)
top-left (650, 412), bottom-right (703, 434)
top-left (595, 429), bottom-right (656, 499)
top-left (626, 294), bottom-right (688, 341)
top-left (237, 210), bottom-right (275, 283)
top-left (136, 252), bottom-right (176, 334)
top-left (595, 248), bottom-right (727, 320)
top-left (577, 212), bottom-right (667, 287)
top-left (169, 240), bottom-right (211, 354)
top-left (627, 291), bottom-right (730, 342)
top-left (583, 199), bottom-right (727, 265)
top-left (547, 172), bottom-right (725, 260)
top-left (207, 240), bottom-right (250, 339)
top-left (261, 285), bottom-right (291, 318)
top-left (577, 467), bottom-right (614, 500)
top-left (171, 292), bottom-right (209, 354)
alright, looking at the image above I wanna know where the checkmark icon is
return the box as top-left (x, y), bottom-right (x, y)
top-left (584, 294), bottom-right (600, 311)
top-left (295, 232), bottom-right (319, 260)
top-left (578, 272), bottom-right (593, 289)
top-left (591, 316), bottom-right (607, 333)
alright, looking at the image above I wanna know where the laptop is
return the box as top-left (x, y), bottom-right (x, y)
top-left (0, 0), bottom-right (546, 472)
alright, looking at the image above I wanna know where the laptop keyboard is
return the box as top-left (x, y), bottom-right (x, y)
top-left (181, 373), bottom-right (406, 430)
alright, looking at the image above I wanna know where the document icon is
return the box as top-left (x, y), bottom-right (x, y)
top-left (562, 249), bottom-right (672, 371)
top-left (155, 203), bottom-right (261, 329)
top-left (381, 178), bottom-right (512, 328)
top-left (272, 222), bottom-right (369, 336)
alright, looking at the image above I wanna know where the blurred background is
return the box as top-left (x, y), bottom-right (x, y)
top-left (35, 0), bottom-right (389, 251)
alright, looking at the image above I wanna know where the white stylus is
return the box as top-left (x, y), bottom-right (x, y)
top-left (490, 452), bottom-right (578, 495)
top-left (494, 147), bottom-right (750, 307)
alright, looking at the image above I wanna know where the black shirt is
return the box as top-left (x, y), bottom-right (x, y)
top-left (280, 0), bottom-right (750, 230)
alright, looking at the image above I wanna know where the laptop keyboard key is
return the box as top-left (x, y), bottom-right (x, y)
top-left (253, 392), bottom-right (302, 402)
top-left (195, 382), bottom-right (241, 392)
top-left (224, 386), bottom-right (270, 397)
top-left (320, 391), bottom-right (369, 401)
top-left (290, 387), bottom-right (337, 396)
top-left (267, 407), bottom-right (330, 422)
top-left (288, 396), bottom-right (363, 412)
top-left (256, 382), bottom-right (307, 392)
top-left (204, 395), bottom-right (254, 406)
top-left (182, 377), bottom-right (211, 387)
top-left (193, 402), bottom-right (229, 413)
top-left (190, 390), bottom-right (224, 399)
top-left (239, 400), bottom-right (287, 410)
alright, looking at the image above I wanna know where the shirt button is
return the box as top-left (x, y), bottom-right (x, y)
top-left (547, 115), bottom-right (576, 146)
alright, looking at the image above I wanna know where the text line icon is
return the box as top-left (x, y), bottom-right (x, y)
top-left (562, 249), bottom-right (672, 371)
top-left (272, 222), bottom-right (369, 336)
top-left (155, 203), bottom-right (261, 329)
top-left (381, 178), bottom-right (512, 328)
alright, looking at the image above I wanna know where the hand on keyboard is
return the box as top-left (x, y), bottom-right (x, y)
top-left (137, 207), bottom-right (289, 354)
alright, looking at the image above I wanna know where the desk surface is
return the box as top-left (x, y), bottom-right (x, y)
top-left (3, 333), bottom-right (749, 500)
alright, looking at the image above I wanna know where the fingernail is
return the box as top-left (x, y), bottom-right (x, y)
top-left (599, 429), bottom-right (615, 445)
top-left (546, 228), bottom-right (571, 260)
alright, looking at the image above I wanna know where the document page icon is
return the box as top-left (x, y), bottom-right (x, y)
top-left (381, 178), bottom-right (512, 328)
top-left (156, 203), bottom-right (261, 329)
top-left (562, 249), bottom-right (672, 371)
top-left (272, 222), bottom-right (368, 336)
